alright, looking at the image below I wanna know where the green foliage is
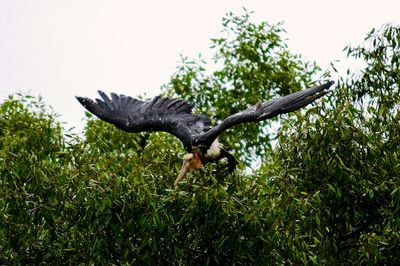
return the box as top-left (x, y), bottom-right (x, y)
top-left (0, 14), bottom-right (399, 265)
top-left (344, 24), bottom-right (400, 109)
top-left (166, 11), bottom-right (322, 163)
top-left (266, 24), bottom-right (400, 264)
top-left (0, 94), bottom-right (65, 263)
top-left (0, 94), bottom-right (285, 264)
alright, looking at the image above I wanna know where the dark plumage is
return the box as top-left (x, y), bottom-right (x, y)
top-left (77, 93), bottom-right (211, 151)
top-left (76, 81), bottom-right (334, 186)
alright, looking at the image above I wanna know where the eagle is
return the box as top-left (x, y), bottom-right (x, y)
top-left (76, 81), bottom-right (333, 186)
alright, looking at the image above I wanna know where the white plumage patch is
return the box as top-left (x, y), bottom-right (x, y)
top-left (206, 139), bottom-right (221, 159)
top-left (182, 153), bottom-right (194, 160)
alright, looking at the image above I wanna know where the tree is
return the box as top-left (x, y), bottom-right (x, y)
top-left (266, 24), bottom-right (400, 264)
top-left (166, 11), bottom-right (323, 164)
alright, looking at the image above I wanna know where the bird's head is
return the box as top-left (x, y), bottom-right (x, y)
top-left (174, 153), bottom-right (202, 187)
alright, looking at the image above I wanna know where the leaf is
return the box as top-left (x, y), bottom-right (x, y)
top-left (315, 214), bottom-right (321, 227)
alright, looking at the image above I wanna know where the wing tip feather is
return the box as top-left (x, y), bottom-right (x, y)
top-left (75, 96), bottom-right (93, 107)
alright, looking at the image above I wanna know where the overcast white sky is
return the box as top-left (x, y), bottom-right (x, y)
top-left (1, 0), bottom-right (399, 132)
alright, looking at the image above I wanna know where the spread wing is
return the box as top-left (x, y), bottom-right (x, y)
top-left (76, 92), bottom-right (211, 150)
top-left (196, 81), bottom-right (334, 146)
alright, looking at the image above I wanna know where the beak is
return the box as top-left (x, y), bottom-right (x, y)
top-left (174, 160), bottom-right (191, 187)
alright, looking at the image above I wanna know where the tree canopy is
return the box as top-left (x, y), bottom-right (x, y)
top-left (0, 12), bottom-right (399, 265)
top-left (167, 11), bottom-right (323, 163)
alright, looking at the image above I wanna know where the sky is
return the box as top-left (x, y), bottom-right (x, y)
top-left (1, 0), bottom-right (399, 133)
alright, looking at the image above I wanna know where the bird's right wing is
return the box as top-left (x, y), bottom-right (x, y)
top-left (76, 92), bottom-right (211, 150)
top-left (196, 81), bottom-right (334, 146)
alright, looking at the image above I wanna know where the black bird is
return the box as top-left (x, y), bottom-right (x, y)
top-left (76, 81), bottom-right (334, 186)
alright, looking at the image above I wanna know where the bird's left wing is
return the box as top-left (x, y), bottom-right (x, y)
top-left (195, 81), bottom-right (334, 146)
top-left (76, 92), bottom-right (211, 149)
